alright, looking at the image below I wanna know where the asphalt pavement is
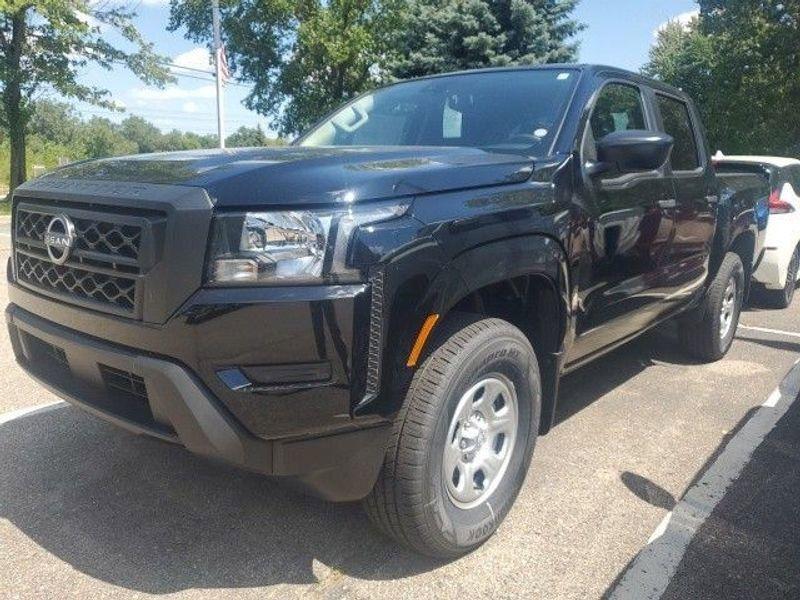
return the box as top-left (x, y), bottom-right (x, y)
top-left (0, 226), bottom-right (799, 599)
top-left (661, 383), bottom-right (800, 600)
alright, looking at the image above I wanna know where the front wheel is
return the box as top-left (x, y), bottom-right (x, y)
top-left (679, 252), bottom-right (745, 362)
top-left (363, 314), bottom-right (541, 558)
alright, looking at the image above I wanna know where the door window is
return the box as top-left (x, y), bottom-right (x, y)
top-left (590, 84), bottom-right (646, 141)
top-left (585, 83), bottom-right (646, 161)
top-left (656, 95), bottom-right (701, 171)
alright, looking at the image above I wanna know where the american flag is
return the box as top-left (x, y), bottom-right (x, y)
top-left (216, 45), bottom-right (231, 85)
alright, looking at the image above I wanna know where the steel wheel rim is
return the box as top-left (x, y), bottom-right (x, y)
top-left (443, 375), bottom-right (519, 510)
top-left (720, 278), bottom-right (737, 340)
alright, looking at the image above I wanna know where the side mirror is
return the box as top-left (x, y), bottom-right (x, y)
top-left (593, 130), bottom-right (674, 176)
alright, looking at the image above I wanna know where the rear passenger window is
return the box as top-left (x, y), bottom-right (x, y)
top-left (590, 84), bottom-right (646, 141)
top-left (657, 95), bottom-right (700, 171)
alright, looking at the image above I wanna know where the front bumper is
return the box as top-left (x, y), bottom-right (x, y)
top-left (6, 289), bottom-right (390, 502)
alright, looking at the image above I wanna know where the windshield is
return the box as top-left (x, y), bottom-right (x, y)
top-left (299, 69), bottom-right (579, 154)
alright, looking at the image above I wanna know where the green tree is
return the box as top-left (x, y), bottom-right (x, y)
top-left (0, 1), bottom-right (172, 191)
top-left (276, 0), bottom-right (402, 134)
top-left (226, 125), bottom-right (267, 148)
top-left (169, 0), bottom-right (402, 136)
top-left (645, 1), bottom-right (800, 155)
top-left (78, 117), bottom-right (137, 159)
top-left (181, 130), bottom-right (218, 149)
top-left (390, 0), bottom-right (584, 79)
top-left (160, 128), bottom-right (198, 151)
top-left (28, 99), bottom-right (82, 147)
top-left (120, 115), bottom-right (163, 154)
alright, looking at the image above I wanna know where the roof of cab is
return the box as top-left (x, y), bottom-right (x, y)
top-left (405, 63), bottom-right (691, 101)
top-left (717, 156), bottom-right (800, 168)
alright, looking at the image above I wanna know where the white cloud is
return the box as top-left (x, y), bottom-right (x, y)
top-left (182, 101), bottom-right (201, 113)
top-left (654, 9), bottom-right (700, 38)
top-left (131, 85), bottom-right (217, 102)
top-left (173, 47), bottom-right (213, 74)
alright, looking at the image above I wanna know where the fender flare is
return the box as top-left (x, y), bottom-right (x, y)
top-left (361, 233), bottom-right (571, 435)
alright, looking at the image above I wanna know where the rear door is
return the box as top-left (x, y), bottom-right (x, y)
top-left (655, 93), bottom-right (717, 303)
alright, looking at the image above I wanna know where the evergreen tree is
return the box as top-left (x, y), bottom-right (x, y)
top-left (390, 0), bottom-right (583, 79)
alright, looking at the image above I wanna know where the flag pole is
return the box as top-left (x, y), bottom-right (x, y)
top-left (212, 0), bottom-right (225, 149)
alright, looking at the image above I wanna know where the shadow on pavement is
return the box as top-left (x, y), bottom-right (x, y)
top-left (0, 407), bottom-right (440, 594)
top-left (556, 325), bottom-right (697, 427)
top-left (604, 393), bottom-right (800, 599)
top-left (620, 472), bottom-right (676, 511)
top-left (661, 387), bottom-right (800, 600)
top-left (736, 333), bottom-right (800, 354)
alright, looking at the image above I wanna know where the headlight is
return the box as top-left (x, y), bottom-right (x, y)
top-left (206, 201), bottom-right (408, 285)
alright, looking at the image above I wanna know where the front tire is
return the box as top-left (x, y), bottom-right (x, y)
top-left (363, 315), bottom-right (541, 558)
top-left (679, 252), bottom-right (745, 362)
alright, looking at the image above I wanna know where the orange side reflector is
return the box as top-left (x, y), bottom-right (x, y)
top-left (406, 314), bottom-right (440, 367)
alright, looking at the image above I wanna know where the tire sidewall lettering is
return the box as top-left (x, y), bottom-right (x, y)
top-left (427, 335), bottom-right (540, 552)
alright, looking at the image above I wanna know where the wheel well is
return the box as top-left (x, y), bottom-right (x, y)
top-left (449, 275), bottom-right (563, 359)
top-left (447, 275), bottom-right (565, 434)
top-left (373, 273), bottom-right (566, 435)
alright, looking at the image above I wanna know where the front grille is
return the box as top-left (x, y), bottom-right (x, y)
top-left (16, 254), bottom-right (136, 312)
top-left (11, 201), bottom-right (164, 318)
top-left (16, 209), bottom-right (143, 262)
top-left (99, 364), bottom-right (149, 403)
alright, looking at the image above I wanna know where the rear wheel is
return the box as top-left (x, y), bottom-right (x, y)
top-left (679, 252), bottom-right (744, 362)
top-left (363, 314), bottom-right (541, 558)
top-left (764, 245), bottom-right (799, 309)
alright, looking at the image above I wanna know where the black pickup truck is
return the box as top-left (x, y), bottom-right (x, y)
top-left (6, 65), bottom-right (764, 558)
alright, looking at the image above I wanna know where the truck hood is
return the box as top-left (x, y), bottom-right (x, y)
top-left (37, 146), bottom-right (534, 207)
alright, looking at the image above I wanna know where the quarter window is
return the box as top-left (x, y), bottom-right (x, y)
top-left (657, 95), bottom-right (700, 171)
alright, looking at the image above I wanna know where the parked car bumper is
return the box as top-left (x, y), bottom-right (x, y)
top-left (753, 216), bottom-right (800, 289)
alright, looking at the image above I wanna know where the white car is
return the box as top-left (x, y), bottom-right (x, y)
top-left (716, 156), bottom-right (800, 308)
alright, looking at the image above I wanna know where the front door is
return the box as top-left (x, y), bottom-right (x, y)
top-left (569, 81), bottom-right (676, 363)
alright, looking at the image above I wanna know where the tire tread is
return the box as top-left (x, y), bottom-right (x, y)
top-left (680, 252), bottom-right (744, 361)
top-left (364, 314), bottom-right (532, 557)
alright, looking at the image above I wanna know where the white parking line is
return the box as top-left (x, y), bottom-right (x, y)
top-left (609, 359), bottom-right (800, 600)
top-left (0, 401), bottom-right (66, 426)
top-left (739, 324), bottom-right (800, 339)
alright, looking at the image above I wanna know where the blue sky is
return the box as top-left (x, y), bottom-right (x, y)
top-left (68, 0), bottom-right (699, 139)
